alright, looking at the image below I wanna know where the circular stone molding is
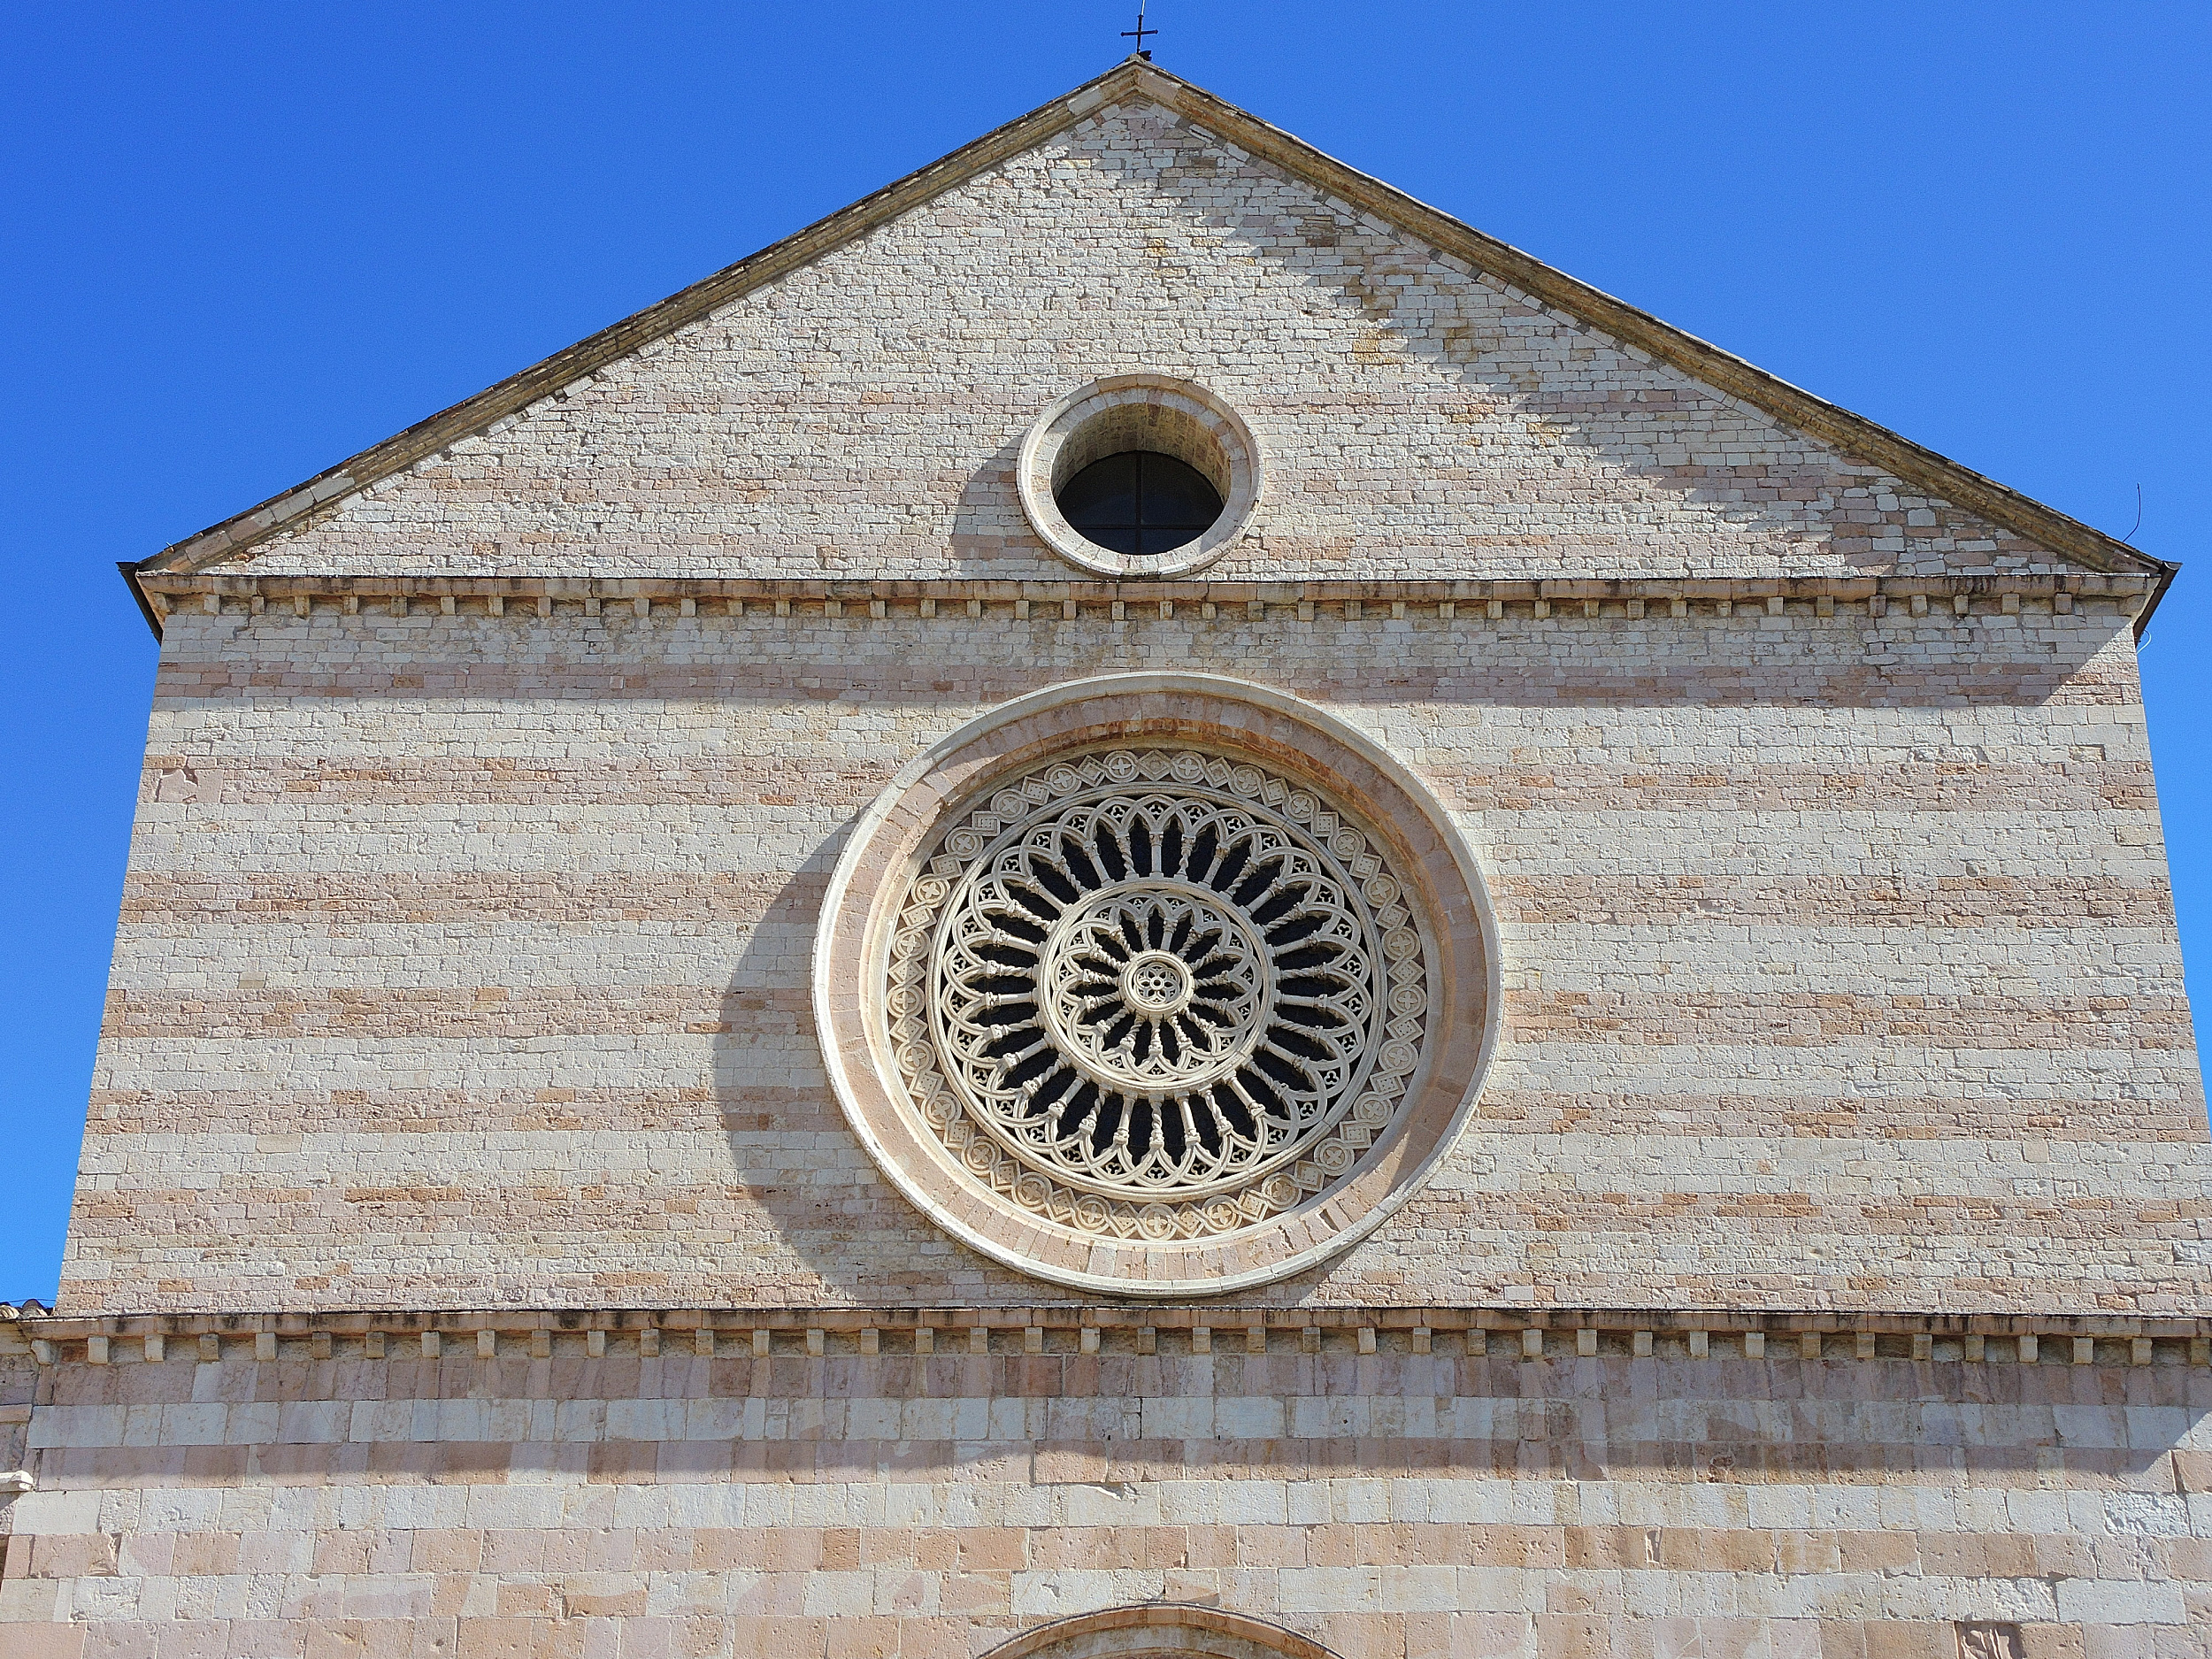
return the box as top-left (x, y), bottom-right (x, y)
top-left (814, 674), bottom-right (1499, 1298)
top-left (1017, 374), bottom-right (1262, 577)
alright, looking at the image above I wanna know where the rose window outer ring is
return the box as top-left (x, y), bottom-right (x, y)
top-left (813, 673), bottom-right (1502, 1300)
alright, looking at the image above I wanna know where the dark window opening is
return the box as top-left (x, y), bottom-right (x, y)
top-left (1056, 451), bottom-right (1224, 557)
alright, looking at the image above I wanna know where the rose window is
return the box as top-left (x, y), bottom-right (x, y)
top-left (886, 745), bottom-right (1431, 1242)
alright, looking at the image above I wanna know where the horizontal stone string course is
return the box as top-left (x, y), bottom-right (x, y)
top-left (136, 571), bottom-right (2150, 624)
top-left (120, 761), bottom-right (2162, 816)
top-left (15, 1425), bottom-right (2193, 1494)
top-left (144, 574), bottom-right (2158, 602)
top-left (130, 643), bottom-right (2145, 715)
top-left (60, 1186), bottom-right (2208, 1289)
top-left (109, 871), bottom-right (2183, 930)
top-left (7, 1310), bottom-right (2208, 1366)
top-left (75, 1085), bottom-right (2212, 1144)
top-left (88, 984), bottom-right (2196, 1048)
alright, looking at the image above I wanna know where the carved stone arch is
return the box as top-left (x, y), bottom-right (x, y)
top-left (980, 1606), bottom-right (1339, 1659)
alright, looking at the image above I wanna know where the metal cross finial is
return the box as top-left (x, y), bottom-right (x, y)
top-left (1122, 0), bottom-right (1156, 59)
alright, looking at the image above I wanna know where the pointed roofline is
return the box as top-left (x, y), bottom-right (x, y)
top-left (127, 57), bottom-right (2175, 635)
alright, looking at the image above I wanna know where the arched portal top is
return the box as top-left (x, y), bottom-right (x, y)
top-left (980, 1606), bottom-right (1339, 1659)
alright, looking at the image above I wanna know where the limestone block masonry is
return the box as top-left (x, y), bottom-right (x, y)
top-left (9, 56), bottom-right (2205, 1659)
top-left (1, 1319), bottom-right (2209, 1657)
top-left (64, 600), bottom-right (2203, 1317)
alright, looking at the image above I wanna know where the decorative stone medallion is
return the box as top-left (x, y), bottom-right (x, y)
top-left (815, 675), bottom-right (1498, 1297)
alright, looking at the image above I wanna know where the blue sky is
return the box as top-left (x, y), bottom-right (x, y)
top-left (4, 3), bottom-right (2208, 1302)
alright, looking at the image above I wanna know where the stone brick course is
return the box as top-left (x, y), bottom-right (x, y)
top-left (1, 1343), bottom-right (2205, 1655)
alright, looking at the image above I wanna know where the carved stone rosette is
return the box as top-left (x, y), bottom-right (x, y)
top-left (815, 674), bottom-right (1499, 1297)
top-left (900, 743), bottom-right (1425, 1243)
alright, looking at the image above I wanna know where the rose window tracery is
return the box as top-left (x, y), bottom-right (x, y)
top-left (885, 745), bottom-right (1431, 1241)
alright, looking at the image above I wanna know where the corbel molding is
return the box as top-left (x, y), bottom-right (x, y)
top-left (134, 570), bottom-right (2154, 628)
top-left (9, 1302), bottom-right (2207, 1368)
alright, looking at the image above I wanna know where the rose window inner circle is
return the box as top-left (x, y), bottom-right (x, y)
top-left (889, 744), bottom-right (1432, 1240)
top-left (1039, 881), bottom-right (1271, 1097)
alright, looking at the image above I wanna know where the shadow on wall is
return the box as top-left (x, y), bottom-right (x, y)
top-left (937, 399), bottom-right (2119, 718)
top-left (946, 429), bottom-right (1033, 575)
top-left (707, 766), bottom-right (1358, 1312)
top-left (914, 127), bottom-right (1909, 587)
top-left (710, 851), bottom-right (1051, 1308)
top-left (906, 111), bottom-right (2147, 608)
top-left (1075, 122), bottom-right (1898, 579)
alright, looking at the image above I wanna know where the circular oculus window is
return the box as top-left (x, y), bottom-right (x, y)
top-left (1018, 375), bottom-right (1261, 577)
top-left (814, 674), bottom-right (1499, 1298)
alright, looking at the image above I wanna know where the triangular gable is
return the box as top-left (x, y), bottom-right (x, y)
top-left (127, 59), bottom-right (2172, 621)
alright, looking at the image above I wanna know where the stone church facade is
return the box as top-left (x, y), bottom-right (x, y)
top-left (3, 58), bottom-right (2207, 1659)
